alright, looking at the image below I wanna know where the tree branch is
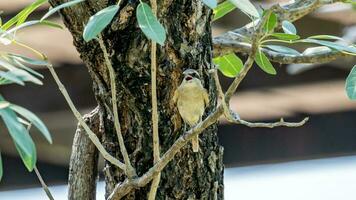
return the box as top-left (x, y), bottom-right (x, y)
top-left (26, 123), bottom-right (54, 200)
top-left (235, 117), bottom-right (309, 128)
top-left (213, 0), bottom-right (349, 63)
top-left (68, 107), bottom-right (101, 200)
top-left (34, 166), bottom-right (55, 200)
top-left (147, 0), bottom-right (161, 198)
top-left (97, 36), bottom-right (136, 178)
top-left (213, 38), bottom-right (351, 64)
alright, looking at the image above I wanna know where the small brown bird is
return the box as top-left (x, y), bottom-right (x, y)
top-left (173, 69), bottom-right (209, 152)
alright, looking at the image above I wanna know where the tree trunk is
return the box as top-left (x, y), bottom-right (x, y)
top-left (49, 0), bottom-right (224, 199)
top-left (68, 107), bottom-right (102, 200)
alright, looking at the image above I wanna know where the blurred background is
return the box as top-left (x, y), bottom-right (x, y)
top-left (0, 0), bottom-right (356, 199)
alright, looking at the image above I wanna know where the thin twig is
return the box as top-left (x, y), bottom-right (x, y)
top-left (235, 117), bottom-right (309, 128)
top-left (34, 166), bottom-right (55, 200)
top-left (148, 0), bottom-right (161, 198)
top-left (97, 36), bottom-right (136, 178)
top-left (212, 67), bottom-right (309, 128)
top-left (26, 123), bottom-right (55, 200)
top-left (46, 63), bottom-right (126, 170)
top-left (212, 69), bottom-right (236, 122)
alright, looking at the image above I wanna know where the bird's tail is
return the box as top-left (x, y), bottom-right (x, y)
top-left (192, 135), bottom-right (199, 153)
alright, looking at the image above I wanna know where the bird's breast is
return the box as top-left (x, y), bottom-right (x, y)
top-left (177, 84), bottom-right (206, 126)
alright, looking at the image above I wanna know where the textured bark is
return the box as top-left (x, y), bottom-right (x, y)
top-left (68, 106), bottom-right (102, 200)
top-left (49, 0), bottom-right (224, 199)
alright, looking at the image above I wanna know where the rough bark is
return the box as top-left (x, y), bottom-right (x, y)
top-left (49, 0), bottom-right (223, 199)
top-left (68, 106), bottom-right (102, 200)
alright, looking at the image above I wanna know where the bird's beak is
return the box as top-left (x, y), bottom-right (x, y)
top-left (185, 75), bottom-right (193, 81)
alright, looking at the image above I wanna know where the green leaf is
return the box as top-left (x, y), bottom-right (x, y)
top-left (271, 33), bottom-right (300, 41)
top-left (213, 53), bottom-right (243, 78)
top-left (17, 117), bottom-right (32, 127)
top-left (0, 59), bottom-right (19, 71)
top-left (15, 141), bottom-right (37, 172)
top-left (1, 0), bottom-right (47, 30)
top-left (228, 0), bottom-right (260, 18)
top-left (6, 56), bottom-right (44, 78)
top-left (302, 46), bottom-right (332, 56)
top-left (254, 49), bottom-right (276, 75)
top-left (265, 45), bottom-right (300, 55)
top-left (0, 101), bottom-right (10, 109)
top-left (213, 1), bottom-right (236, 21)
top-left (3, 20), bottom-right (40, 36)
top-left (136, 2), bottom-right (166, 46)
top-left (264, 11), bottom-right (277, 32)
top-left (41, 0), bottom-right (85, 21)
top-left (308, 35), bottom-right (344, 41)
top-left (303, 38), bottom-right (356, 54)
top-left (202, 0), bottom-right (217, 9)
top-left (39, 20), bottom-right (63, 29)
top-left (0, 59), bottom-right (42, 85)
top-left (0, 71), bottom-right (25, 85)
top-left (0, 31), bottom-right (13, 45)
top-left (0, 152), bottom-right (3, 181)
top-left (83, 5), bottom-right (119, 42)
top-left (282, 20), bottom-right (297, 34)
top-left (0, 97), bottom-right (36, 171)
top-left (7, 54), bottom-right (49, 66)
top-left (12, 69), bottom-right (43, 85)
top-left (10, 104), bottom-right (52, 144)
top-left (1, 20), bottom-right (61, 37)
top-left (346, 65), bottom-right (356, 100)
top-left (16, 0), bottom-right (48, 26)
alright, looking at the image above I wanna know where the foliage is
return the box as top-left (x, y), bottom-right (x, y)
top-left (213, 1), bottom-right (236, 21)
top-left (0, 0), bottom-right (84, 181)
top-left (136, 2), bottom-right (166, 45)
top-left (212, 0), bottom-right (356, 100)
top-left (254, 49), bottom-right (276, 75)
top-left (213, 53), bottom-right (243, 77)
top-left (346, 65), bottom-right (356, 100)
top-left (83, 5), bottom-right (120, 42)
top-left (228, 0), bottom-right (260, 18)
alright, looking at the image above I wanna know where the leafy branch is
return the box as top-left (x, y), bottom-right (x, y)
top-left (213, 0), bottom-right (355, 65)
top-left (212, 0), bottom-right (356, 100)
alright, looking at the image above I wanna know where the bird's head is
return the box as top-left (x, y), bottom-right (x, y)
top-left (182, 69), bottom-right (200, 84)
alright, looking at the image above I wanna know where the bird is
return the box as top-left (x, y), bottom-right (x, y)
top-left (173, 69), bottom-right (209, 153)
